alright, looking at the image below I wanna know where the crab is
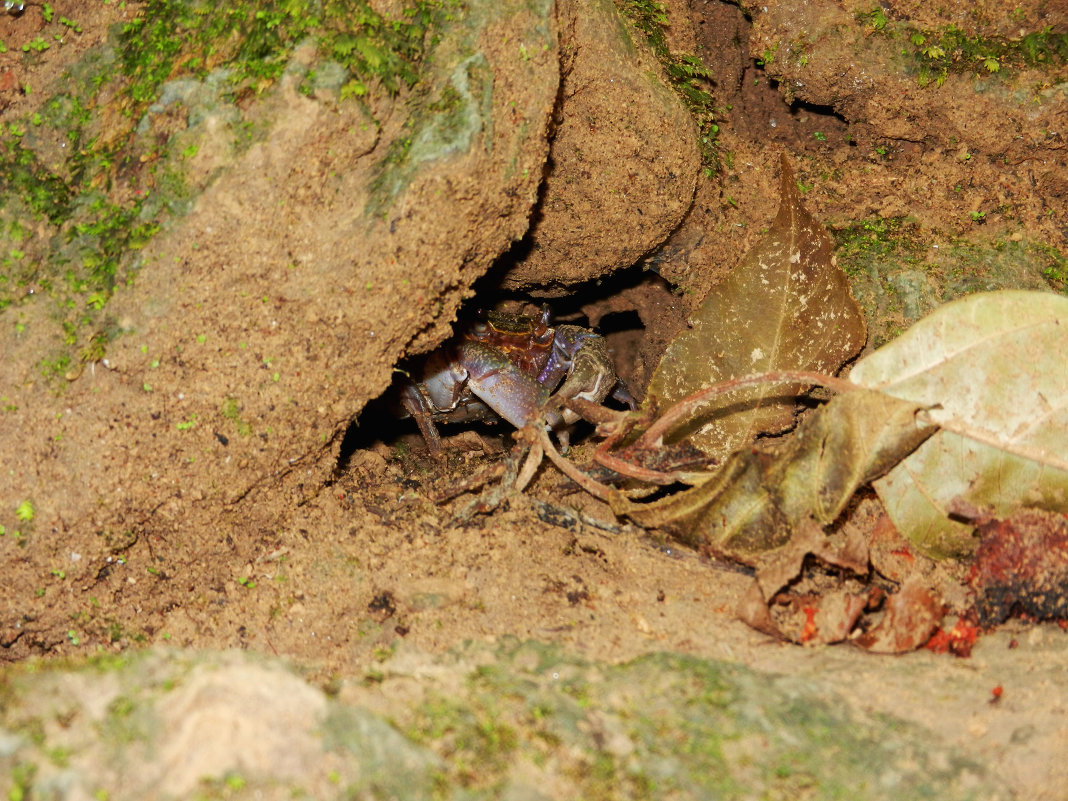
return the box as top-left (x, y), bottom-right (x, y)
top-left (400, 307), bottom-right (636, 456)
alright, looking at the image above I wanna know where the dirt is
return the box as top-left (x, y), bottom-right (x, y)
top-left (1, 0), bottom-right (1067, 797)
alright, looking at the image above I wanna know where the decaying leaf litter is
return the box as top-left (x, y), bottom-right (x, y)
top-left (425, 156), bottom-right (1068, 653)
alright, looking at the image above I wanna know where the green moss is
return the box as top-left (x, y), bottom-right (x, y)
top-left (221, 396), bottom-right (253, 436)
top-left (368, 48), bottom-right (491, 210)
top-left (7, 761), bottom-right (37, 801)
top-left (0, 644), bottom-right (1007, 800)
top-left (320, 704), bottom-right (444, 798)
top-left (0, 0), bottom-right (447, 381)
top-left (37, 351), bottom-right (72, 380)
top-left (0, 43), bottom-right (157, 378)
top-left (386, 640), bottom-right (1000, 798)
top-left (834, 217), bottom-right (1066, 346)
top-left (119, 0), bottom-right (436, 106)
top-left (99, 692), bottom-right (158, 747)
top-left (833, 217), bottom-right (927, 274)
top-left (404, 691), bottom-right (520, 790)
top-left (365, 0), bottom-right (552, 215)
top-left (856, 10), bottom-right (1068, 87)
top-left (617, 0), bottom-right (719, 173)
top-left (1035, 242), bottom-right (1068, 293)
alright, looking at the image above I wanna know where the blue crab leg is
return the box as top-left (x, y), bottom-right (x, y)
top-left (458, 341), bottom-right (552, 429)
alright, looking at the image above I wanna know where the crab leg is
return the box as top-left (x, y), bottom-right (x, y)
top-left (399, 349), bottom-right (469, 456)
top-left (542, 325), bottom-right (637, 420)
top-left (400, 383), bottom-right (445, 454)
top-left (533, 325), bottom-right (636, 452)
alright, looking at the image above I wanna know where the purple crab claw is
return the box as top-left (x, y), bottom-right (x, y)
top-left (397, 342), bottom-right (553, 457)
top-left (457, 341), bottom-right (551, 429)
top-left (399, 348), bottom-right (470, 454)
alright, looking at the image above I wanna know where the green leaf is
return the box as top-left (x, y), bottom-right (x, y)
top-left (16, 500), bottom-right (34, 522)
top-left (850, 290), bottom-right (1068, 558)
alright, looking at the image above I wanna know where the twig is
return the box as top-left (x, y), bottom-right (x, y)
top-left (591, 447), bottom-right (688, 486)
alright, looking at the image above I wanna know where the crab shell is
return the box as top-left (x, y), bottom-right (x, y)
top-left (465, 307), bottom-right (555, 377)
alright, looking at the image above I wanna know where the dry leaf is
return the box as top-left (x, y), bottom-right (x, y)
top-left (645, 155), bottom-right (866, 460)
top-left (850, 290), bottom-right (1068, 558)
top-left (852, 578), bottom-right (943, 654)
top-left (623, 389), bottom-right (935, 563)
top-left (868, 512), bottom-right (935, 583)
top-left (738, 585), bottom-right (871, 646)
top-left (753, 519), bottom-right (871, 599)
top-left (739, 522), bottom-right (874, 646)
top-left (739, 524), bottom-right (942, 651)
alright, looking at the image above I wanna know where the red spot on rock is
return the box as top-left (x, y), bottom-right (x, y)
top-left (967, 509), bottom-right (1068, 627)
top-left (925, 619), bottom-right (980, 658)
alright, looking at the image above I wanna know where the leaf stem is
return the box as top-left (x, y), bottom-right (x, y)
top-left (591, 447), bottom-right (690, 485)
top-left (638, 370), bottom-right (857, 448)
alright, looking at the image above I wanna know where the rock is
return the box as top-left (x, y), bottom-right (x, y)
top-left (500, 0), bottom-right (700, 291)
top-left (0, 0), bottom-right (561, 562)
top-left (0, 643), bottom-right (1011, 800)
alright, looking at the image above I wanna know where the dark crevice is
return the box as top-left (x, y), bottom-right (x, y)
top-left (335, 391), bottom-right (416, 470)
top-left (336, 261), bottom-right (660, 469)
top-left (786, 95), bottom-right (850, 127)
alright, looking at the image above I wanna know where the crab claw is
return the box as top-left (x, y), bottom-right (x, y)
top-left (458, 341), bottom-right (552, 429)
